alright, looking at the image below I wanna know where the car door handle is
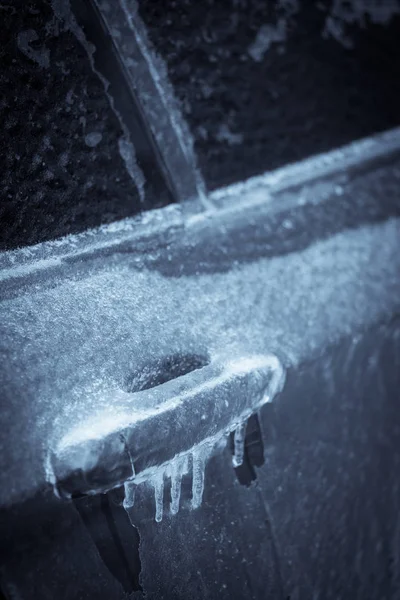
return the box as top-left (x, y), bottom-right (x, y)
top-left (50, 354), bottom-right (285, 519)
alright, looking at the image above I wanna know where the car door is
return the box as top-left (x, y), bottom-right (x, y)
top-left (1, 2), bottom-right (400, 599)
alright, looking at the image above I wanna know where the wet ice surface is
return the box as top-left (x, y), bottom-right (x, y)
top-left (0, 217), bottom-right (399, 506)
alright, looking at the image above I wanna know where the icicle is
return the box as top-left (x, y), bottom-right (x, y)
top-left (232, 422), bottom-right (246, 468)
top-left (181, 454), bottom-right (190, 475)
top-left (123, 481), bottom-right (136, 509)
top-left (151, 470), bottom-right (165, 523)
top-left (191, 446), bottom-right (209, 510)
top-left (170, 456), bottom-right (186, 515)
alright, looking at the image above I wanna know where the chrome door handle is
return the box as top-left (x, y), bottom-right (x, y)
top-left (50, 354), bottom-right (285, 520)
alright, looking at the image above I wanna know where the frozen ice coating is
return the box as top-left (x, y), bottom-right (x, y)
top-left (16, 29), bottom-right (50, 69)
top-left (0, 216), bottom-right (399, 507)
top-left (232, 423), bottom-right (246, 468)
top-left (104, 0), bottom-right (209, 207)
top-left (0, 127), bottom-right (400, 507)
top-left (247, 0), bottom-right (299, 63)
top-left (55, 354), bottom-right (282, 453)
top-left (49, 355), bottom-right (284, 521)
top-left (50, 354), bottom-right (285, 506)
top-left (118, 137), bottom-right (146, 202)
top-left (49, 0), bottom-right (149, 202)
top-left (209, 127), bottom-right (400, 210)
